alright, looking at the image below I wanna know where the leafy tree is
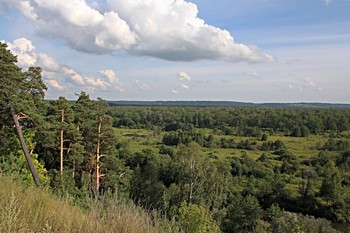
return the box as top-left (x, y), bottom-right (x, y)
top-left (266, 203), bottom-right (284, 222)
top-left (301, 125), bottom-right (310, 137)
top-left (129, 150), bottom-right (166, 209)
top-left (299, 169), bottom-right (317, 199)
top-left (271, 212), bottom-right (338, 233)
top-left (319, 161), bottom-right (343, 204)
top-left (291, 126), bottom-right (302, 137)
top-left (261, 133), bottom-right (268, 141)
top-left (178, 202), bottom-right (220, 233)
top-left (257, 174), bottom-right (287, 208)
top-left (223, 194), bottom-right (262, 233)
top-left (0, 131), bottom-right (49, 186)
top-left (337, 150), bottom-right (350, 171)
top-left (174, 142), bottom-right (204, 204)
top-left (257, 153), bottom-right (269, 162)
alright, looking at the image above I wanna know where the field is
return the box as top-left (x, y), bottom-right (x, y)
top-left (114, 126), bottom-right (350, 200)
top-left (114, 127), bottom-right (332, 160)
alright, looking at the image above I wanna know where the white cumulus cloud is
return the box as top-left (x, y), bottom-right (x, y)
top-left (100, 69), bottom-right (117, 83)
top-left (6, 38), bottom-right (37, 67)
top-left (62, 68), bottom-right (85, 85)
top-left (47, 80), bottom-right (64, 91)
top-left (178, 71), bottom-right (192, 82)
top-left (37, 53), bottom-right (60, 71)
top-left (99, 69), bottom-right (124, 91)
top-left (5, 38), bottom-right (126, 95)
top-left (2, 0), bottom-right (273, 63)
top-left (85, 76), bottom-right (110, 90)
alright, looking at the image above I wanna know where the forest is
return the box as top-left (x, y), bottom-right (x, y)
top-left (1, 41), bottom-right (350, 232)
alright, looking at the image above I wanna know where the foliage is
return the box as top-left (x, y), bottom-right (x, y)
top-left (1, 46), bottom-right (349, 232)
top-left (223, 194), bottom-right (262, 233)
top-left (270, 212), bottom-right (339, 233)
top-left (178, 202), bottom-right (220, 233)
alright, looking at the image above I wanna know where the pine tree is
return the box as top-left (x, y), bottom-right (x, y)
top-left (0, 42), bottom-right (46, 187)
top-left (73, 92), bottom-right (98, 191)
top-left (73, 93), bottom-right (120, 193)
top-left (45, 97), bottom-right (83, 179)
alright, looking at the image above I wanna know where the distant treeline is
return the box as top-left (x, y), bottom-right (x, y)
top-left (107, 100), bottom-right (350, 109)
top-left (108, 106), bottom-right (350, 134)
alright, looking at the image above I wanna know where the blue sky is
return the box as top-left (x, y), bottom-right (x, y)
top-left (1, 0), bottom-right (350, 103)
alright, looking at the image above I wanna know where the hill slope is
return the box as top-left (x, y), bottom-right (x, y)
top-left (0, 177), bottom-right (179, 233)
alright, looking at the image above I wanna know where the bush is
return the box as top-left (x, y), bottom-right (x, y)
top-left (178, 202), bottom-right (219, 233)
top-left (271, 212), bottom-right (339, 233)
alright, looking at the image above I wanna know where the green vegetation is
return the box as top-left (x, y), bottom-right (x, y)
top-left (1, 41), bottom-right (350, 232)
top-left (0, 177), bottom-right (180, 233)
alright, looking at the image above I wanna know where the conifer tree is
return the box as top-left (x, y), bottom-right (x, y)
top-left (73, 93), bottom-right (119, 192)
top-left (0, 42), bottom-right (46, 187)
top-left (45, 97), bottom-right (83, 179)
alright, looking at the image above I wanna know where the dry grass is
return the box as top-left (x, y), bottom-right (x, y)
top-left (0, 176), bottom-right (180, 233)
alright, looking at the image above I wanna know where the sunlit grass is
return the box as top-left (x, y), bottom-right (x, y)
top-left (0, 176), bottom-right (181, 233)
top-left (113, 127), bottom-right (333, 165)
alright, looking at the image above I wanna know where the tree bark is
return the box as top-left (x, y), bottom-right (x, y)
top-left (11, 107), bottom-right (41, 188)
top-left (95, 114), bottom-right (102, 192)
top-left (60, 109), bottom-right (64, 176)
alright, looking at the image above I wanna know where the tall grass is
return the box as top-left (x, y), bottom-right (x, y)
top-left (0, 176), bottom-right (181, 233)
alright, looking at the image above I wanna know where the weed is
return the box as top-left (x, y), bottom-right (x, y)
top-left (0, 192), bottom-right (22, 233)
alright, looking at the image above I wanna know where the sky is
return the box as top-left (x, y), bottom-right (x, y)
top-left (0, 0), bottom-right (350, 103)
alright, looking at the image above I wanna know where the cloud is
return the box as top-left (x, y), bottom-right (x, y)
top-left (302, 77), bottom-right (322, 91)
top-left (85, 76), bottom-right (109, 90)
top-left (47, 80), bottom-right (64, 91)
top-left (172, 71), bottom-right (192, 92)
top-left (275, 74), bottom-right (322, 92)
top-left (99, 69), bottom-right (124, 91)
top-left (178, 71), bottom-right (192, 82)
top-left (37, 53), bottom-right (60, 71)
top-left (95, 11), bottom-right (136, 51)
top-left (100, 69), bottom-right (117, 83)
top-left (133, 79), bottom-right (150, 91)
top-left (2, 0), bottom-right (273, 63)
top-left (181, 84), bottom-right (189, 90)
top-left (62, 67), bottom-right (85, 85)
top-left (107, 0), bottom-right (273, 62)
top-left (6, 38), bottom-right (37, 67)
top-left (140, 84), bottom-right (150, 91)
top-left (5, 38), bottom-right (126, 95)
top-left (246, 71), bottom-right (260, 78)
top-left (2, 0), bottom-right (135, 53)
top-left (323, 0), bottom-right (333, 5)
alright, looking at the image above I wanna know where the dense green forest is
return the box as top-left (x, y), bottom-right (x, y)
top-left (1, 42), bottom-right (350, 232)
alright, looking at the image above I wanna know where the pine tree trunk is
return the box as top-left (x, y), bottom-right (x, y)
top-left (73, 125), bottom-right (79, 178)
top-left (11, 107), bottom-right (41, 188)
top-left (72, 157), bottom-right (75, 178)
top-left (95, 114), bottom-right (102, 192)
top-left (60, 109), bottom-right (64, 176)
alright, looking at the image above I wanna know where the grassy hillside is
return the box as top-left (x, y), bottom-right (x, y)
top-left (0, 176), bottom-right (180, 233)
